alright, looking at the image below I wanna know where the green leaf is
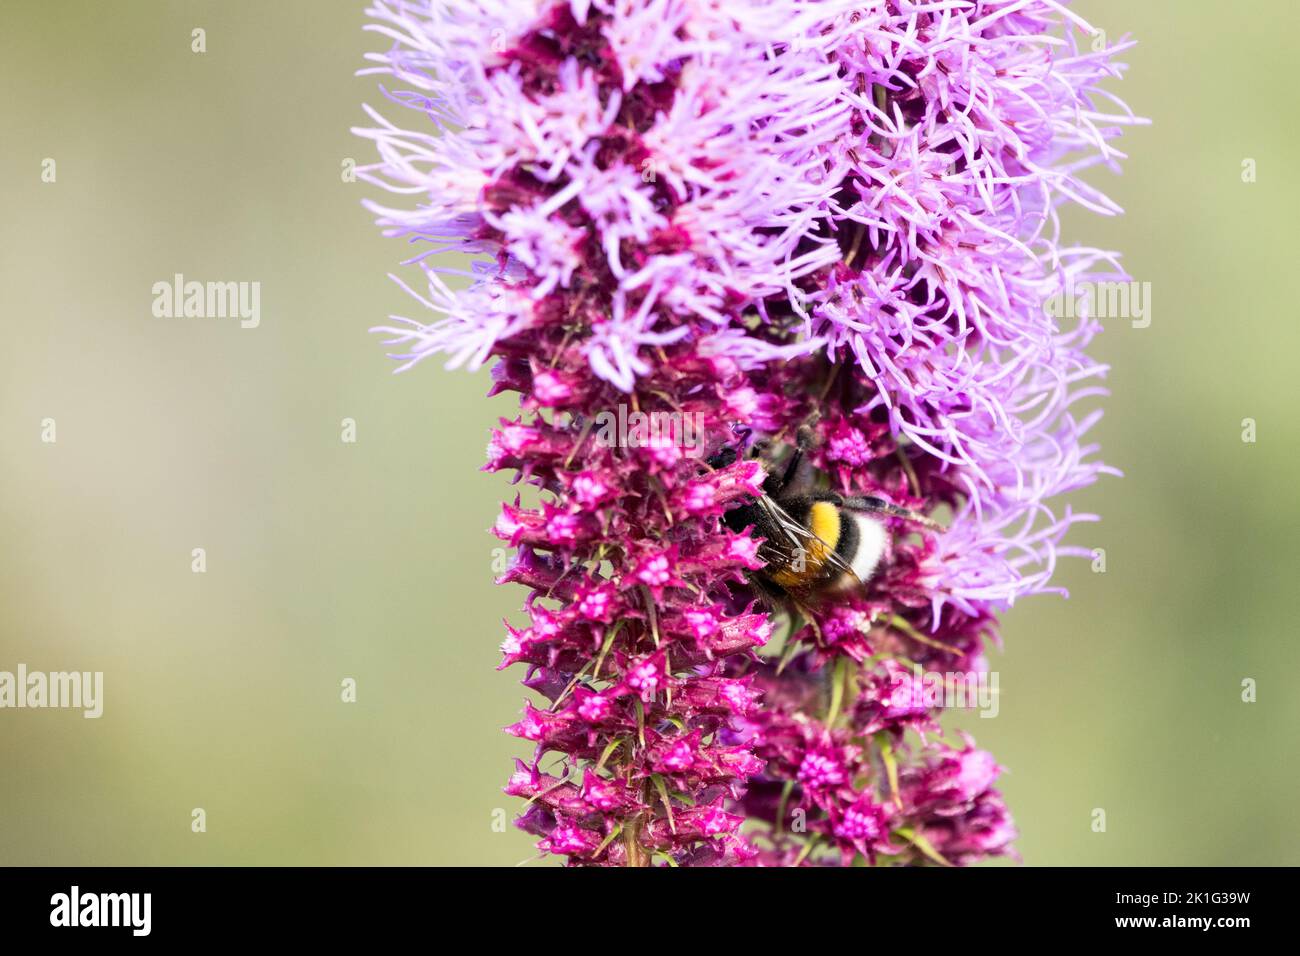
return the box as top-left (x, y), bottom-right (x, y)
top-left (596, 736), bottom-right (626, 772)
top-left (649, 773), bottom-right (676, 833)
top-left (889, 614), bottom-right (960, 656)
top-left (522, 775), bottom-right (571, 809)
top-left (633, 698), bottom-right (646, 747)
top-left (592, 621), bottom-right (624, 680)
top-left (793, 835), bottom-right (821, 867)
top-left (825, 656), bottom-right (848, 727)
top-left (895, 826), bottom-right (953, 867)
top-left (775, 779), bottom-right (796, 836)
top-left (775, 616), bottom-right (806, 674)
top-left (876, 734), bottom-right (902, 810)
top-left (595, 823), bottom-right (624, 855)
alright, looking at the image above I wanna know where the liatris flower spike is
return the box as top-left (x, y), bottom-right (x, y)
top-left (357, 0), bottom-right (1141, 866)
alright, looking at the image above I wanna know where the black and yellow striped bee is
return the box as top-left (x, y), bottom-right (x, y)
top-left (710, 427), bottom-right (941, 609)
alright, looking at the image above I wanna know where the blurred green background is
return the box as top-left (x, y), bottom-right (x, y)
top-left (0, 0), bottom-right (1296, 866)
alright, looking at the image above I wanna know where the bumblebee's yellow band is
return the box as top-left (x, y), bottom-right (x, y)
top-left (769, 501), bottom-right (840, 588)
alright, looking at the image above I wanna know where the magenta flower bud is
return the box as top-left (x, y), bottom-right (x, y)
top-left (832, 797), bottom-right (896, 866)
top-left (618, 651), bottom-right (668, 703)
top-left (797, 751), bottom-right (848, 791)
top-left (581, 770), bottom-right (633, 812)
top-left (854, 659), bottom-right (939, 736)
top-left (924, 790), bottom-right (1020, 866)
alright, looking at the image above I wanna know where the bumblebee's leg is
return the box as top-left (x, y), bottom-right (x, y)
top-left (831, 494), bottom-right (943, 532)
top-left (770, 425), bottom-right (817, 497)
top-left (788, 595), bottom-right (823, 645)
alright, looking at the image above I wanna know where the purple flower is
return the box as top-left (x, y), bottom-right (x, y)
top-left (359, 0), bottom-right (1138, 866)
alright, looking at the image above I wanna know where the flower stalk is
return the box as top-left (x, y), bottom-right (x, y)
top-left (358, 0), bottom-right (1140, 866)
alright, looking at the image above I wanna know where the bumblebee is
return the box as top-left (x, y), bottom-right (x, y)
top-left (710, 427), bottom-right (941, 608)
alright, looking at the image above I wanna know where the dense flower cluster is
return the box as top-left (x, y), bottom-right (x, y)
top-left (358, 0), bottom-right (1137, 865)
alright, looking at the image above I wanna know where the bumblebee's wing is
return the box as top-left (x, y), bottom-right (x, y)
top-left (755, 494), bottom-right (862, 587)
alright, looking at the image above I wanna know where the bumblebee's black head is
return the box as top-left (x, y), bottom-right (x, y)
top-left (705, 423), bottom-right (756, 474)
top-left (706, 445), bottom-right (739, 471)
